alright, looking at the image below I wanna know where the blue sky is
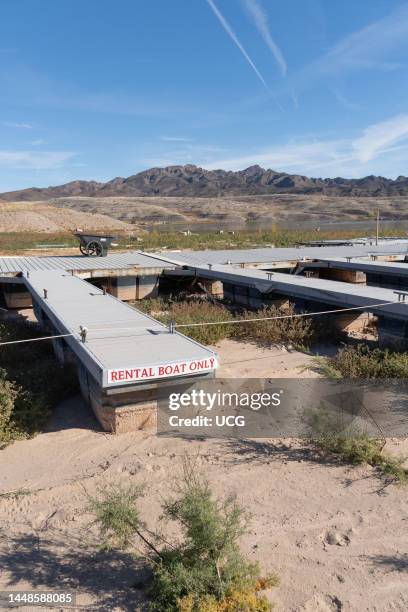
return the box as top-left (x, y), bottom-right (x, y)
top-left (1, 0), bottom-right (408, 191)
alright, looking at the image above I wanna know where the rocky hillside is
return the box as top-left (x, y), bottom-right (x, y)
top-left (2, 165), bottom-right (408, 200)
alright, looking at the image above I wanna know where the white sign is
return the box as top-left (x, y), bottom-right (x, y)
top-left (107, 356), bottom-right (217, 385)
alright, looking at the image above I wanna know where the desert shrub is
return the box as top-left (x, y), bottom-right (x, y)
top-left (135, 298), bottom-right (315, 348)
top-left (90, 483), bottom-right (146, 551)
top-left (124, 226), bottom-right (406, 252)
top-left (135, 297), bottom-right (170, 316)
top-left (232, 305), bottom-right (313, 348)
top-left (89, 460), bottom-right (277, 611)
top-left (306, 406), bottom-right (408, 485)
top-left (165, 301), bottom-right (235, 345)
top-left (0, 320), bottom-right (78, 446)
top-left (134, 299), bottom-right (235, 345)
top-left (319, 344), bottom-right (408, 379)
top-left (314, 432), bottom-right (408, 484)
top-left (0, 369), bottom-right (19, 446)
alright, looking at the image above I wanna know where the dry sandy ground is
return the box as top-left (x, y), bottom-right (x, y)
top-left (0, 202), bottom-right (135, 233)
top-left (0, 340), bottom-right (407, 611)
top-left (52, 194), bottom-right (408, 225)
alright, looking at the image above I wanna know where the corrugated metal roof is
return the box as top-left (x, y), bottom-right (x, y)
top-left (23, 271), bottom-right (217, 389)
top-left (0, 251), bottom-right (173, 275)
top-left (155, 243), bottom-right (408, 266)
top-left (2, 243), bottom-right (408, 276)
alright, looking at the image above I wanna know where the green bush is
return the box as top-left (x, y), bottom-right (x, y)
top-left (136, 297), bottom-right (170, 316)
top-left (0, 369), bottom-right (19, 446)
top-left (135, 298), bottom-right (235, 345)
top-left (319, 344), bottom-right (408, 379)
top-left (0, 321), bottom-right (78, 446)
top-left (233, 305), bottom-right (313, 348)
top-left (306, 401), bottom-right (408, 484)
top-left (89, 459), bottom-right (278, 611)
top-left (89, 483), bottom-right (145, 551)
top-left (314, 432), bottom-right (408, 484)
top-left (134, 298), bottom-right (315, 348)
top-left (167, 302), bottom-right (235, 345)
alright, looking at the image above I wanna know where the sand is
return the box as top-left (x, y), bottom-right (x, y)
top-left (0, 202), bottom-right (135, 233)
top-left (0, 340), bottom-right (407, 611)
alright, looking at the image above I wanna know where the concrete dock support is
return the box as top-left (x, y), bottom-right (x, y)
top-left (198, 278), bottom-right (224, 299)
top-left (377, 316), bottom-right (408, 350)
top-left (77, 363), bottom-right (157, 432)
top-left (1, 283), bottom-right (32, 309)
top-left (324, 311), bottom-right (371, 334)
top-left (106, 275), bottom-right (160, 301)
top-left (319, 269), bottom-right (367, 284)
top-left (223, 282), bottom-right (288, 309)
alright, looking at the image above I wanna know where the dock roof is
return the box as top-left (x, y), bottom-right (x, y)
top-left (154, 243), bottom-right (408, 266)
top-left (23, 271), bottom-right (217, 389)
top-left (0, 251), bottom-right (173, 276)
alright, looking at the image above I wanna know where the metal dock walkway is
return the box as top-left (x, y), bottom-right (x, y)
top-left (163, 260), bottom-right (408, 321)
top-left (1, 241), bottom-right (408, 277)
top-left (315, 258), bottom-right (408, 279)
top-left (23, 270), bottom-right (217, 389)
top-left (0, 251), bottom-right (173, 277)
top-left (155, 242), bottom-right (408, 268)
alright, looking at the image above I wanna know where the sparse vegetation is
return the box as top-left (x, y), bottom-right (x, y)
top-left (0, 488), bottom-right (32, 500)
top-left (0, 225), bottom-right (406, 254)
top-left (233, 305), bottom-right (313, 349)
top-left (314, 432), bottom-right (408, 484)
top-left (313, 344), bottom-right (408, 379)
top-left (306, 405), bottom-right (408, 484)
top-left (126, 224), bottom-right (408, 251)
top-left (0, 320), bottom-right (78, 447)
top-left (89, 459), bottom-right (278, 611)
top-left (137, 298), bottom-right (235, 345)
top-left (0, 232), bottom-right (78, 253)
top-left (135, 297), bottom-right (314, 348)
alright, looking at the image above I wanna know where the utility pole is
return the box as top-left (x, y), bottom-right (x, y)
top-left (376, 209), bottom-right (380, 246)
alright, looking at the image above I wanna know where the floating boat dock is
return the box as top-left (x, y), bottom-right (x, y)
top-left (1, 241), bottom-right (408, 432)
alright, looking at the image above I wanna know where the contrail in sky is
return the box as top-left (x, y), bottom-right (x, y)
top-left (206, 0), bottom-right (268, 89)
top-left (242, 0), bottom-right (287, 76)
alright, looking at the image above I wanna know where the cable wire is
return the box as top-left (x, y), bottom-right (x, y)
top-left (0, 332), bottom-right (75, 346)
top-left (174, 300), bottom-right (398, 328)
top-left (0, 300), bottom-right (400, 346)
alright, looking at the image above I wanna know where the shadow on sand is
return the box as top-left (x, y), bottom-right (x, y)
top-left (44, 395), bottom-right (103, 434)
top-left (367, 553), bottom-right (408, 572)
top-left (0, 530), bottom-right (150, 610)
top-left (221, 437), bottom-right (337, 466)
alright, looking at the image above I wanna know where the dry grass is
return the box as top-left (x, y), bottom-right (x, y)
top-left (135, 298), bottom-right (314, 348)
top-left (0, 225), bottom-right (406, 254)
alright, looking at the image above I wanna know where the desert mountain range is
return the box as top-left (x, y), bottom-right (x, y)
top-left (2, 165), bottom-right (408, 200)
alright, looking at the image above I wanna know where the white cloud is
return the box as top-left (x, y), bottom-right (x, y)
top-left (2, 121), bottom-right (33, 129)
top-left (0, 150), bottom-right (77, 170)
top-left (352, 114), bottom-right (408, 163)
top-left (302, 4), bottom-right (408, 82)
top-left (331, 89), bottom-right (361, 111)
top-left (160, 136), bottom-right (193, 142)
top-left (29, 139), bottom-right (45, 146)
top-left (205, 139), bottom-right (351, 173)
top-left (202, 113), bottom-right (408, 178)
top-left (139, 142), bottom-right (226, 169)
top-left (241, 0), bottom-right (287, 76)
top-left (206, 0), bottom-right (268, 89)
